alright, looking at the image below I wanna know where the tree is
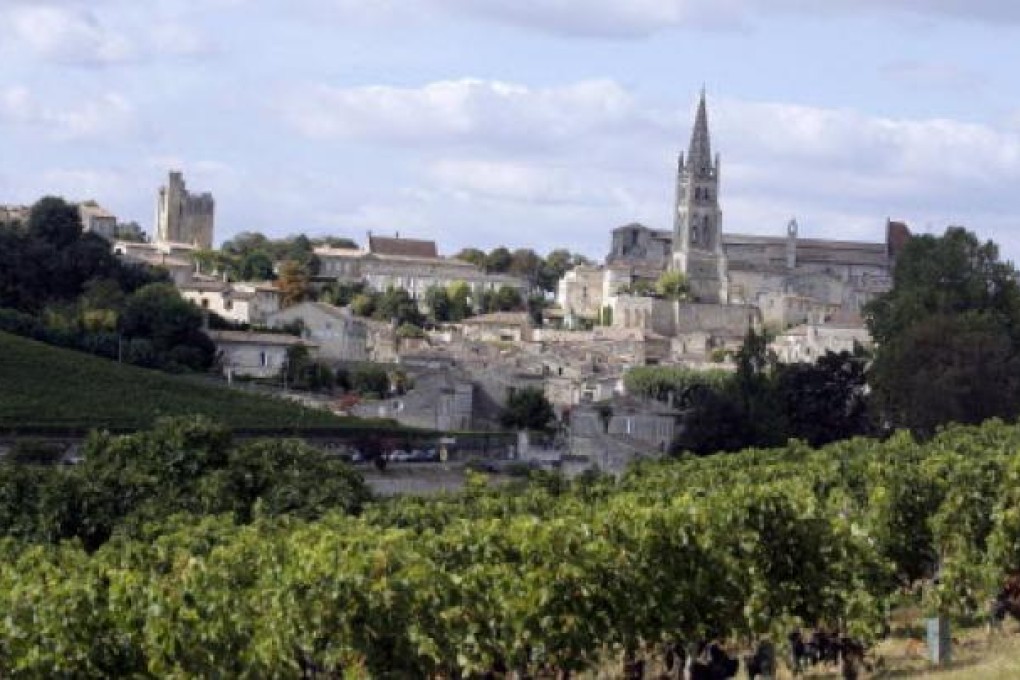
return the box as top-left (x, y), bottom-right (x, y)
top-left (774, 349), bottom-right (871, 446)
top-left (493, 285), bottom-right (523, 312)
top-left (350, 365), bottom-right (390, 398)
top-left (374, 287), bottom-right (423, 327)
top-left (509, 249), bottom-right (542, 287)
top-left (120, 283), bottom-right (214, 371)
top-left (276, 260), bottom-right (310, 308)
top-left (656, 271), bottom-right (690, 301)
top-left (500, 387), bottom-right (555, 431)
top-left (485, 247), bottom-right (512, 273)
top-left (28, 197), bottom-right (82, 249)
top-left (453, 248), bottom-right (487, 268)
top-left (424, 286), bottom-right (451, 323)
top-left (350, 292), bottom-right (377, 318)
top-left (237, 250), bottom-right (275, 281)
top-left (866, 227), bottom-right (1020, 434)
top-left (396, 323), bottom-right (426, 339)
top-left (446, 281), bottom-right (472, 321)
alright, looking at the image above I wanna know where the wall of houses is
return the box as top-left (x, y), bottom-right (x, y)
top-left (267, 302), bottom-right (368, 363)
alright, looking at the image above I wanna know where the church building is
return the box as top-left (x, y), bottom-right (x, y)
top-left (559, 90), bottom-right (911, 350)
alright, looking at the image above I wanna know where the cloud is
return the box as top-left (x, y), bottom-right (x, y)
top-left (280, 78), bottom-right (642, 151)
top-left (7, 4), bottom-right (134, 65)
top-left (426, 0), bottom-right (1020, 37)
top-left (0, 86), bottom-right (138, 140)
top-left (275, 76), bottom-right (1020, 255)
top-left (881, 60), bottom-right (986, 91)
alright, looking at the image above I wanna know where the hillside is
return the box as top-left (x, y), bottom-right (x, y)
top-left (0, 331), bottom-right (383, 432)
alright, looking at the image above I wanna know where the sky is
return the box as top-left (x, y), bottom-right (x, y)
top-left (2, 0), bottom-right (1020, 261)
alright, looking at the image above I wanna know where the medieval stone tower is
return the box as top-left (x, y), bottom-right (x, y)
top-left (672, 90), bottom-right (727, 303)
top-left (156, 171), bottom-right (215, 249)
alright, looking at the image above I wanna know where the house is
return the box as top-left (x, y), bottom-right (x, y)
top-left (266, 301), bottom-right (368, 363)
top-left (78, 201), bottom-right (118, 240)
top-left (459, 311), bottom-right (533, 343)
top-left (314, 234), bottom-right (529, 307)
top-left (207, 330), bottom-right (314, 379)
top-left (180, 280), bottom-right (282, 326)
top-left (113, 240), bottom-right (196, 286)
top-left (770, 313), bottom-right (872, 363)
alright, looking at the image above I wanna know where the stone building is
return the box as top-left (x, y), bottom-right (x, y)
top-left (266, 301), bottom-right (369, 363)
top-left (180, 280), bottom-right (282, 327)
top-left (556, 90), bottom-right (909, 346)
top-left (77, 201), bottom-right (117, 240)
top-left (314, 234), bottom-right (528, 307)
top-left (156, 171), bottom-right (215, 249)
top-left (207, 330), bottom-right (313, 379)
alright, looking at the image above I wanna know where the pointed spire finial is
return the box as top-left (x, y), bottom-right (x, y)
top-left (687, 88), bottom-right (712, 174)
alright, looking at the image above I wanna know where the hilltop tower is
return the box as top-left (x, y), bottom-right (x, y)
top-left (671, 90), bottom-right (727, 303)
top-left (156, 171), bottom-right (215, 249)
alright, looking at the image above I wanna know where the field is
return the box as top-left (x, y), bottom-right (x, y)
top-left (0, 330), bottom-right (389, 432)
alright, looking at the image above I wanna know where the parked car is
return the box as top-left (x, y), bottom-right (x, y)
top-left (389, 449), bottom-right (413, 462)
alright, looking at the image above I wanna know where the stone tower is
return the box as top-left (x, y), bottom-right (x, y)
top-left (156, 171), bottom-right (215, 249)
top-left (672, 90), bottom-right (727, 303)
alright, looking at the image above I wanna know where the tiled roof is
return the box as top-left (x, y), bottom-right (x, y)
top-left (207, 330), bottom-right (312, 347)
top-left (368, 236), bottom-right (438, 259)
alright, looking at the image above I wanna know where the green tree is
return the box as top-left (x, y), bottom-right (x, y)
top-left (485, 246), bottom-right (512, 273)
top-left (500, 387), bottom-right (555, 431)
top-left (656, 270), bottom-right (690, 301)
top-left (446, 281), bottom-right (472, 321)
top-left (350, 365), bottom-right (390, 398)
top-left (237, 250), bottom-right (275, 281)
top-left (866, 227), bottom-right (1020, 434)
top-left (509, 248), bottom-right (542, 287)
top-left (453, 248), bottom-right (487, 268)
top-left (120, 283), bottom-right (214, 371)
top-left (424, 285), bottom-right (451, 323)
top-left (28, 197), bottom-right (82, 249)
top-left (350, 292), bottom-right (378, 318)
top-left (493, 285), bottom-right (523, 312)
top-left (374, 287), bottom-right (423, 327)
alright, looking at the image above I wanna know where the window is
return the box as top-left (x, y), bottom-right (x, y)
top-left (259, 351), bottom-right (268, 367)
top-left (201, 299), bottom-right (209, 309)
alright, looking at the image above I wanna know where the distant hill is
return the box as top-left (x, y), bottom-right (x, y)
top-left (0, 331), bottom-right (385, 432)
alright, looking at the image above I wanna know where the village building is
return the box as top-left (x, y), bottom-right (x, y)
top-left (112, 240), bottom-right (197, 286)
top-left (266, 301), bottom-right (369, 363)
top-left (179, 280), bottom-right (282, 327)
top-left (314, 234), bottom-right (529, 307)
top-left (459, 311), bottom-right (533, 343)
top-left (156, 171), bottom-right (215, 249)
top-left (770, 314), bottom-right (872, 363)
top-left (77, 201), bottom-right (118, 240)
top-left (556, 90), bottom-right (908, 355)
top-left (207, 330), bottom-right (313, 379)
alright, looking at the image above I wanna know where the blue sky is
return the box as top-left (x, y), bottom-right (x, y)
top-left (2, 0), bottom-right (1020, 260)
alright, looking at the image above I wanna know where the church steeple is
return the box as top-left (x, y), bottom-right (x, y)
top-left (687, 88), bottom-right (712, 175)
top-left (672, 88), bottom-right (727, 304)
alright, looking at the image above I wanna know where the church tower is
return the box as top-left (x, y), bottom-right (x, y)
top-left (672, 90), bottom-right (727, 303)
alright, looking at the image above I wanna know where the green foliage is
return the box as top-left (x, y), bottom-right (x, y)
top-left (396, 322), bottom-right (426, 339)
top-left (374, 287), bottom-right (424, 326)
top-left (866, 226), bottom-right (1020, 435)
top-left (0, 331), bottom-right (368, 430)
top-left (656, 270), bottom-right (690, 300)
top-left (120, 282), bottom-right (214, 371)
top-left (13, 419), bottom-right (1020, 673)
top-left (624, 365), bottom-right (731, 403)
top-left (350, 364), bottom-right (390, 398)
top-left (500, 387), bottom-right (555, 431)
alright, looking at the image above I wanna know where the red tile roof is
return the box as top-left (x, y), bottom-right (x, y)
top-left (368, 236), bottom-right (438, 259)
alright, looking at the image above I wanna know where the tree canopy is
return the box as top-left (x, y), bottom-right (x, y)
top-left (865, 226), bottom-right (1020, 436)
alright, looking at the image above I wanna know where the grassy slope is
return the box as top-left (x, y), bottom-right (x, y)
top-left (0, 331), bottom-right (388, 431)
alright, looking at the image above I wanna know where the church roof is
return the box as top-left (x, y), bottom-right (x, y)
top-left (368, 235), bottom-right (439, 259)
top-left (686, 89), bottom-right (713, 173)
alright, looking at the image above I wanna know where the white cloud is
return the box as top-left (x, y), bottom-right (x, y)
top-left (8, 5), bottom-right (134, 65)
top-left (275, 77), bottom-right (1020, 255)
top-left (280, 78), bottom-right (640, 149)
top-left (426, 0), bottom-right (1020, 37)
top-left (0, 86), bottom-right (137, 140)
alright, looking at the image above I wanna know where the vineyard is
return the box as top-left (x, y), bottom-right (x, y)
top-left (4, 418), bottom-right (1020, 676)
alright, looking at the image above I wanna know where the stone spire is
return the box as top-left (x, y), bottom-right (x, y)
top-left (686, 88), bottom-right (712, 175)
